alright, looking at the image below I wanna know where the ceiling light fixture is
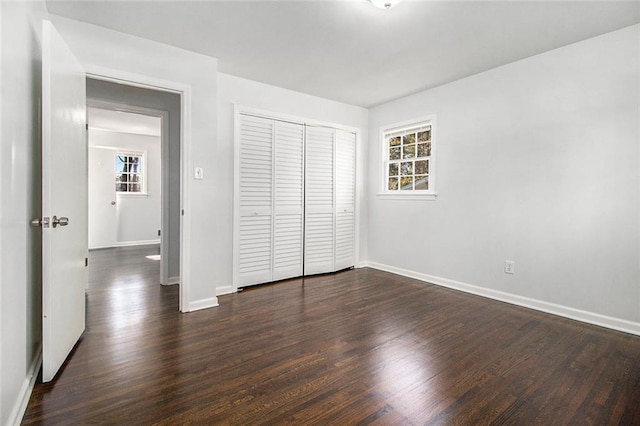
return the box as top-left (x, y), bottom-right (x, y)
top-left (369, 0), bottom-right (402, 9)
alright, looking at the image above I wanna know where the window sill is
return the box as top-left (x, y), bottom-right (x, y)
top-left (116, 192), bottom-right (149, 198)
top-left (376, 192), bottom-right (438, 201)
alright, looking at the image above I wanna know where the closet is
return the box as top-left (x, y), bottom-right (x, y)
top-left (235, 113), bottom-right (356, 288)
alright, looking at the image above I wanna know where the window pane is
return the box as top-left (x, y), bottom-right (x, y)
top-left (402, 133), bottom-right (415, 145)
top-left (401, 161), bottom-right (413, 176)
top-left (389, 136), bottom-right (401, 147)
top-left (403, 144), bottom-right (415, 159)
top-left (417, 129), bottom-right (431, 142)
top-left (116, 156), bottom-right (126, 173)
top-left (388, 177), bottom-right (399, 190)
top-left (388, 163), bottom-right (398, 176)
top-left (415, 175), bottom-right (429, 190)
top-left (417, 142), bottom-right (431, 157)
top-left (130, 174), bottom-right (140, 183)
top-left (130, 183), bottom-right (141, 192)
top-left (415, 160), bottom-right (428, 175)
top-left (400, 176), bottom-right (413, 190)
top-left (389, 147), bottom-right (401, 160)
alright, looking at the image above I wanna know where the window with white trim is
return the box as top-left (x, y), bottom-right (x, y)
top-left (381, 118), bottom-right (435, 197)
top-left (115, 152), bottom-right (144, 193)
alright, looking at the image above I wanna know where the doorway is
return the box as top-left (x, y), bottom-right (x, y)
top-left (86, 77), bottom-right (182, 292)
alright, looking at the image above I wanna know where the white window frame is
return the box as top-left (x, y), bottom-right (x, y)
top-left (115, 150), bottom-right (148, 196)
top-left (378, 115), bottom-right (437, 200)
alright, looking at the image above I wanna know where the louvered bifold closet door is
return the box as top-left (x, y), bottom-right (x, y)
top-left (273, 121), bottom-right (304, 281)
top-left (304, 126), bottom-right (335, 275)
top-left (238, 115), bottom-right (273, 286)
top-left (335, 130), bottom-right (356, 271)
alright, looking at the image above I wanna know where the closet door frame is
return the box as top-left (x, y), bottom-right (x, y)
top-left (233, 105), bottom-right (362, 291)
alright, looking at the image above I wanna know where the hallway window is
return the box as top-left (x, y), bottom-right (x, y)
top-left (116, 152), bottom-right (144, 193)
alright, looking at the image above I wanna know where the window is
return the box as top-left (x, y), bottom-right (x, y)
top-left (380, 117), bottom-right (436, 199)
top-left (115, 152), bottom-right (144, 193)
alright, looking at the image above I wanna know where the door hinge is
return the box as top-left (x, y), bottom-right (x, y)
top-left (85, 123), bottom-right (89, 130)
top-left (181, 209), bottom-right (184, 216)
top-left (85, 257), bottom-right (88, 267)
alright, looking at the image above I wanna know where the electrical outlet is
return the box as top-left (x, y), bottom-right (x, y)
top-left (505, 260), bottom-right (515, 274)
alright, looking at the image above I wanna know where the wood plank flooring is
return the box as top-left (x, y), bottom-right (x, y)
top-left (23, 245), bottom-right (640, 425)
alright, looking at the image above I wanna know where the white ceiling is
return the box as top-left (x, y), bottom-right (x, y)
top-left (88, 107), bottom-right (162, 137)
top-left (47, 1), bottom-right (640, 108)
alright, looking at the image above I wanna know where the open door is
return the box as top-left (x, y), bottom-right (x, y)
top-left (88, 146), bottom-right (117, 249)
top-left (40, 20), bottom-right (87, 382)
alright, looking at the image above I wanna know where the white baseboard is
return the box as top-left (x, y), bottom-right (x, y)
top-left (365, 261), bottom-right (640, 337)
top-left (187, 297), bottom-right (219, 312)
top-left (216, 285), bottom-right (233, 296)
top-left (89, 240), bottom-right (160, 250)
top-left (115, 239), bottom-right (160, 247)
top-left (163, 276), bottom-right (179, 286)
top-left (8, 345), bottom-right (42, 426)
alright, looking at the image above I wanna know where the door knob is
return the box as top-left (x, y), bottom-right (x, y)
top-left (111, 201), bottom-right (116, 205)
top-left (52, 215), bottom-right (69, 228)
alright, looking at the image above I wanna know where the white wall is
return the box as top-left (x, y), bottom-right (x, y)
top-left (0, 1), bottom-right (48, 424)
top-left (88, 129), bottom-right (161, 247)
top-left (50, 15), bottom-right (219, 310)
top-left (367, 25), bottom-right (640, 332)
top-left (217, 73), bottom-right (369, 295)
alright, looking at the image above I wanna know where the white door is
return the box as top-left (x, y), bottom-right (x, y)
top-left (335, 130), bottom-right (356, 271)
top-left (41, 20), bottom-right (87, 383)
top-left (304, 126), bottom-right (335, 275)
top-left (88, 146), bottom-right (117, 249)
top-left (273, 121), bottom-right (304, 281)
top-left (237, 114), bottom-right (274, 286)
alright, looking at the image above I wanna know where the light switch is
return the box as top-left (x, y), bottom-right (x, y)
top-left (194, 167), bottom-right (204, 180)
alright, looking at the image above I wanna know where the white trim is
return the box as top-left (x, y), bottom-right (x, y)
top-left (376, 192), bottom-right (438, 200)
top-left (116, 192), bottom-right (149, 198)
top-left (115, 239), bottom-right (160, 247)
top-left (232, 105), bottom-right (241, 291)
top-left (233, 105), bottom-right (361, 291)
top-left (89, 240), bottom-right (160, 250)
top-left (187, 297), bottom-right (219, 312)
top-left (354, 129), bottom-right (362, 268)
top-left (84, 65), bottom-right (192, 313)
top-left (164, 276), bottom-right (180, 286)
top-left (379, 115), bottom-right (437, 197)
top-left (216, 285), bottom-right (233, 296)
top-left (234, 105), bottom-right (360, 134)
top-left (365, 261), bottom-right (640, 337)
top-left (8, 345), bottom-right (42, 426)
top-left (179, 86), bottom-right (193, 312)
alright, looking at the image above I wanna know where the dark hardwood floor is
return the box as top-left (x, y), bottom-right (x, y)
top-left (23, 245), bottom-right (640, 425)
